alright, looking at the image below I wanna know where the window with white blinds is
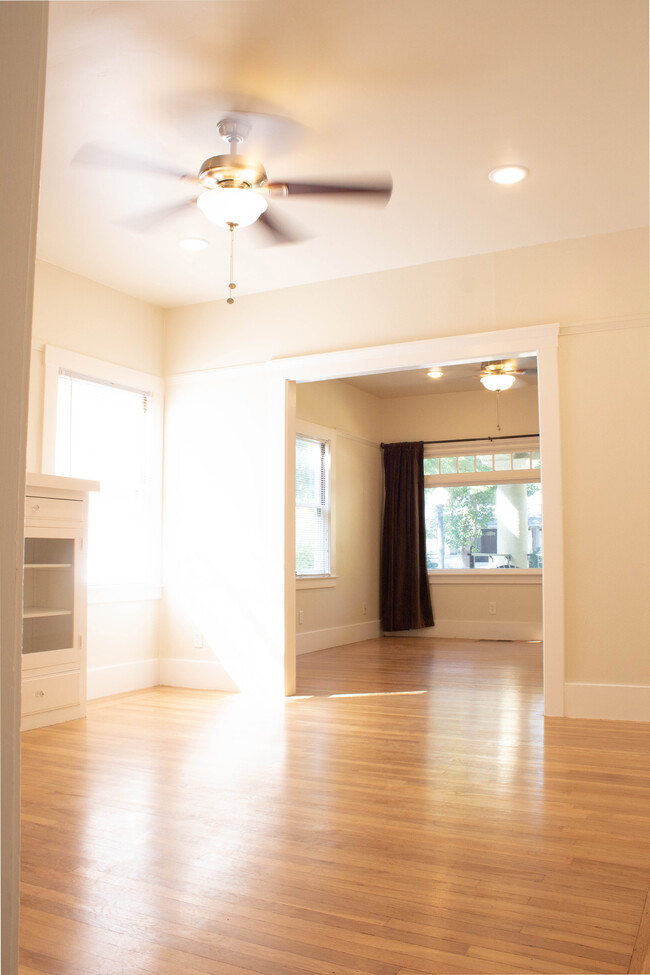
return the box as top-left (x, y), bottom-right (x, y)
top-left (296, 433), bottom-right (331, 576)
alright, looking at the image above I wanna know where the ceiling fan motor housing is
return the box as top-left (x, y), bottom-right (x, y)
top-left (198, 154), bottom-right (268, 190)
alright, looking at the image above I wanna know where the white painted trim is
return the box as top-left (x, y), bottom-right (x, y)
top-left (158, 658), bottom-right (240, 693)
top-left (295, 419), bottom-right (337, 580)
top-left (386, 620), bottom-right (543, 641)
top-left (429, 571), bottom-right (542, 585)
top-left (536, 341), bottom-right (564, 715)
top-left (297, 619), bottom-right (382, 654)
top-left (270, 323), bottom-right (559, 384)
top-left (87, 658), bottom-right (160, 699)
top-left (296, 576), bottom-right (337, 590)
top-left (564, 683), bottom-right (650, 722)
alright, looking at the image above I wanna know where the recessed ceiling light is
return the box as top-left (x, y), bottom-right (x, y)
top-left (488, 165), bottom-right (529, 185)
top-left (178, 237), bottom-right (209, 252)
top-left (427, 368), bottom-right (444, 379)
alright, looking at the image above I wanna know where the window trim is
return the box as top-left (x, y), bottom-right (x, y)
top-left (423, 435), bottom-right (542, 576)
top-left (42, 345), bottom-right (164, 602)
top-left (295, 419), bottom-right (336, 586)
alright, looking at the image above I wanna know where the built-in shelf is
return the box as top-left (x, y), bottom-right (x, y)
top-left (23, 608), bottom-right (73, 620)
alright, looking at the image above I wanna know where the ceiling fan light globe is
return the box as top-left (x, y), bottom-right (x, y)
top-left (197, 187), bottom-right (268, 228)
top-left (480, 373), bottom-right (516, 391)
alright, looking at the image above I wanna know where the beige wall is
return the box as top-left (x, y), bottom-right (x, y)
top-left (380, 384), bottom-right (542, 639)
top-left (164, 228), bottom-right (648, 373)
top-left (27, 259), bottom-right (165, 680)
top-left (28, 260), bottom-right (164, 472)
top-left (164, 227), bottom-right (650, 710)
top-left (380, 385), bottom-right (539, 443)
top-left (296, 380), bottom-right (383, 648)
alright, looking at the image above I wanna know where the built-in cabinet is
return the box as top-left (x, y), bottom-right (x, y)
top-left (23, 474), bottom-right (98, 730)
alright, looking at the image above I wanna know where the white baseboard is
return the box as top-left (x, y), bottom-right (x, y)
top-left (564, 683), bottom-right (650, 722)
top-left (297, 619), bottom-right (382, 655)
top-left (386, 619), bottom-right (542, 641)
top-left (158, 657), bottom-right (240, 692)
top-left (87, 658), bottom-right (160, 700)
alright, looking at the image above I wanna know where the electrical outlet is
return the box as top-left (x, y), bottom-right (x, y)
top-left (193, 632), bottom-right (203, 648)
top-left (299, 610), bottom-right (304, 624)
top-left (488, 601), bottom-right (497, 615)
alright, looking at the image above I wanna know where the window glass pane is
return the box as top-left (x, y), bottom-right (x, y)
top-left (494, 453), bottom-right (512, 471)
top-left (513, 451), bottom-right (530, 470)
top-left (476, 454), bottom-right (493, 472)
top-left (531, 450), bottom-right (541, 469)
top-left (425, 482), bottom-right (542, 569)
top-left (423, 457), bottom-right (440, 475)
top-left (296, 436), bottom-right (330, 575)
top-left (440, 456), bottom-right (457, 474)
top-left (55, 373), bottom-right (156, 586)
top-left (458, 455), bottom-right (475, 473)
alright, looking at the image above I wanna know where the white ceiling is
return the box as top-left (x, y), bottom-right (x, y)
top-left (37, 0), bottom-right (648, 309)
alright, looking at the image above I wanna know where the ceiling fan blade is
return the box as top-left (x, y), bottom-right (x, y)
top-left (120, 198), bottom-right (198, 233)
top-left (73, 143), bottom-right (199, 183)
top-left (267, 176), bottom-right (392, 204)
top-left (255, 207), bottom-right (306, 245)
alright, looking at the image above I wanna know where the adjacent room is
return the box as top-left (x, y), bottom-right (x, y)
top-left (2, 1), bottom-right (649, 974)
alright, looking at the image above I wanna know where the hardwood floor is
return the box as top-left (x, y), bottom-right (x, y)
top-left (19, 638), bottom-right (650, 975)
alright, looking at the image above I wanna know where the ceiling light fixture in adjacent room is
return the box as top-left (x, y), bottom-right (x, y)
top-left (427, 368), bottom-right (444, 379)
top-left (480, 372), bottom-right (516, 391)
top-left (488, 165), bottom-right (529, 185)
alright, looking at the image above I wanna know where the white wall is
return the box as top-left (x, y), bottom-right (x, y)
top-left (164, 228), bottom-right (650, 719)
top-left (27, 260), bottom-right (165, 695)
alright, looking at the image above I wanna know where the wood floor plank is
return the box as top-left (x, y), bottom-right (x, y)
top-left (19, 637), bottom-right (650, 974)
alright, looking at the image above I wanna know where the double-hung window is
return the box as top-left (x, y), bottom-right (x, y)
top-left (423, 438), bottom-right (542, 571)
top-left (295, 423), bottom-right (335, 579)
top-left (43, 346), bottom-right (163, 599)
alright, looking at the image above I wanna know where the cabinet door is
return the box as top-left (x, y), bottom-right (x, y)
top-left (22, 528), bottom-right (84, 672)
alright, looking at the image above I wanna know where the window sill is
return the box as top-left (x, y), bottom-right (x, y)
top-left (428, 570), bottom-right (542, 585)
top-left (88, 584), bottom-right (163, 604)
top-left (296, 575), bottom-right (338, 590)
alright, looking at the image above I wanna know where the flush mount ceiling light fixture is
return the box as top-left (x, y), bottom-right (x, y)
top-left (178, 237), bottom-right (209, 252)
top-left (427, 367), bottom-right (444, 379)
top-left (488, 165), bottom-right (529, 185)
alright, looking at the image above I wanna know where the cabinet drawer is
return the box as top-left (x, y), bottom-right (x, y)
top-left (22, 671), bottom-right (81, 716)
top-left (25, 496), bottom-right (83, 525)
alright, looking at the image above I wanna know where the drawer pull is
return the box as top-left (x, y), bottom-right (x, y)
top-left (35, 690), bottom-right (45, 698)
top-left (31, 504), bottom-right (40, 512)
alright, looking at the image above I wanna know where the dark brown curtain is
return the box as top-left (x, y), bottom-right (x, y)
top-left (381, 441), bottom-right (434, 632)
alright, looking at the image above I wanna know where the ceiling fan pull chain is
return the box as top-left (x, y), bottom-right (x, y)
top-left (496, 389), bottom-right (502, 431)
top-left (227, 221), bottom-right (237, 304)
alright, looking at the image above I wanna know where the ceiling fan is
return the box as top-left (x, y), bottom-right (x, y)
top-left (73, 112), bottom-right (393, 305)
top-left (74, 114), bottom-right (392, 300)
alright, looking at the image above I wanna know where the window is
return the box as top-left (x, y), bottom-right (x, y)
top-left (423, 440), bottom-right (542, 571)
top-left (296, 434), bottom-right (330, 575)
top-left (295, 422), bottom-right (335, 580)
top-left (43, 346), bottom-right (163, 597)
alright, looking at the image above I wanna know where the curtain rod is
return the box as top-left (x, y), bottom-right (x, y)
top-left (380, 433), bottom-right (539, 448)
